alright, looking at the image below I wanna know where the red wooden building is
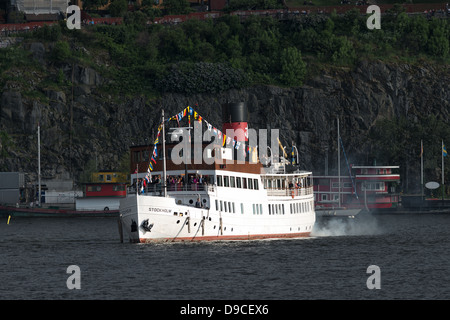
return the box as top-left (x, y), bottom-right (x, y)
top-left (314, 165), bottom-right (400, 212)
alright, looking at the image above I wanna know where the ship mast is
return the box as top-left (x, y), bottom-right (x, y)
top-left (337, 117), bottom-right (341, 208)
top-left (38, 122), bottom-right (41, 207)
top-left (162, 109), bottom-right (167, 197)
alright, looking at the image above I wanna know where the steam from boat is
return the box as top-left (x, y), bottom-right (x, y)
top-left (312, 214), bottom-right (383, 237)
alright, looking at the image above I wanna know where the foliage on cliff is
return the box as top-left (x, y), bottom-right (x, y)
top-left (2, 10), bottom-right (447, 98)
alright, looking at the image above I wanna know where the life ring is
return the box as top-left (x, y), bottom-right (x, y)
top-left (291, 190), bottom-right (295, 199)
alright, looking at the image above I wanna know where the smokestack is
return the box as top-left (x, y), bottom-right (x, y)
top-left (222, 102), bottom-right (248, 142)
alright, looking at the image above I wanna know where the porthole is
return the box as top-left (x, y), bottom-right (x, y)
top-left (189, 199), bottom-right (194, 204)
top-left (194, 223), bottom-right (197, 226)
top-left (176, 220), bottom-right (180, 224)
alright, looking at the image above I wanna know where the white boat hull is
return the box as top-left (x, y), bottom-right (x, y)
top-left (120, 194), bottom-right (315, 243)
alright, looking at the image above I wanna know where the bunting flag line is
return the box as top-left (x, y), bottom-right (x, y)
top-left (143, 105), bottom-right (257, 174)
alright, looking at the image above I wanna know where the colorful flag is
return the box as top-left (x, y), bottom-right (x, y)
top-left (444, 143), bottom-right (448, 157)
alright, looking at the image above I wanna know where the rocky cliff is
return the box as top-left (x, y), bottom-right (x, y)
top-left (0, 43), bottom-right (449, 190)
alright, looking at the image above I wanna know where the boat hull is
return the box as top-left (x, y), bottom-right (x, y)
top-left (119, 195), bottom-right (315, 243)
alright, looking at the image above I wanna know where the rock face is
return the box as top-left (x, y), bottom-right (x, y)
top-left (0, 59), bottom-right (449, 190)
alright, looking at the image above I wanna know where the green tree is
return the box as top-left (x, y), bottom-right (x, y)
top-left (109, 0), bottom-right (128, 17)
top-left (51, 41), bottom-right (72, 62)
top-left (427, 19), bottom-right (449, 58)
top-left (82, 0), bottom-right (109, 10)
top-left (279, 47), bottom-right (306, 86)
top-left (163, 0), bottom-right (192, 15)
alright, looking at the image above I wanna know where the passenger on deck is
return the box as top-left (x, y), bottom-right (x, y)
top-left (195, 198), bottom-right (203, 208)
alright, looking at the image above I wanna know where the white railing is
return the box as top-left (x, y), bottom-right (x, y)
top-left (267, 186), bottom-right (313, 197)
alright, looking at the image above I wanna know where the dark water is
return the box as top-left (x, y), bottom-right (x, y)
top-left (1, 212), bottom-right (450, 300)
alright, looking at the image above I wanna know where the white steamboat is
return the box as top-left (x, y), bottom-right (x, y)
top-left (119, 103), bottom-right (315, 242)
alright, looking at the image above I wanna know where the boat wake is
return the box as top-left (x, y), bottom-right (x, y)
top-left (312, 215), bottom-right (383, 237)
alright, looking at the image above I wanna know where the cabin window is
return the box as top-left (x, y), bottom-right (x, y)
top-left (217, 175), bottom-right (223, 187)
top-left (242, 178), bottom-right (247, 189)
top-left (88, 186), bottom-right (102, 192)
top-left (220, 201), bottom-right (223, 211)
top-left (248, 179), bottom-right (253, 190)
top-left (282, 204), bottom-right (285, 215)
top-left (268, 205), bottom-right (271, 215)
top-left (254, 179), bottom-right (259, 190)
top-left (230, 176), bottom-right (236, 188)
top-left (113, 185), bottom-right (125, 191)
top-left (133, 151), bottom-right (140, 163)
top-left (259, 204), bottom-right (263, 215)
top-left (228, 202), bottom-right (232, 213)
top-left (224, 176), bottom-right (230, 187)
top-left (215, 200), bottom-right (218, 211)
top-left (321, 194), bottom-right (328, 201)
top-left (252, 204), bottom-right (255, 215)
top-left (224, 202), bottom-right (228, 212)
top-left (232, 202), bottom-right (235, 213)
top-left (276, 179), bottom-right (281, 189)
top-left (236, 177), bottom-right (242, 188)
top-left (240, 203), bottom-right (244, 214)
top-left (142, 150), bottom-right (149, 162)
top-left (106, 174), bottom-right (112, 181)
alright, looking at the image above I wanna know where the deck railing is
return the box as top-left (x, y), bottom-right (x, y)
top-left (129, 183), bottom-right (211, 195)
top-left (266, 186), bottom-right (313, 197)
